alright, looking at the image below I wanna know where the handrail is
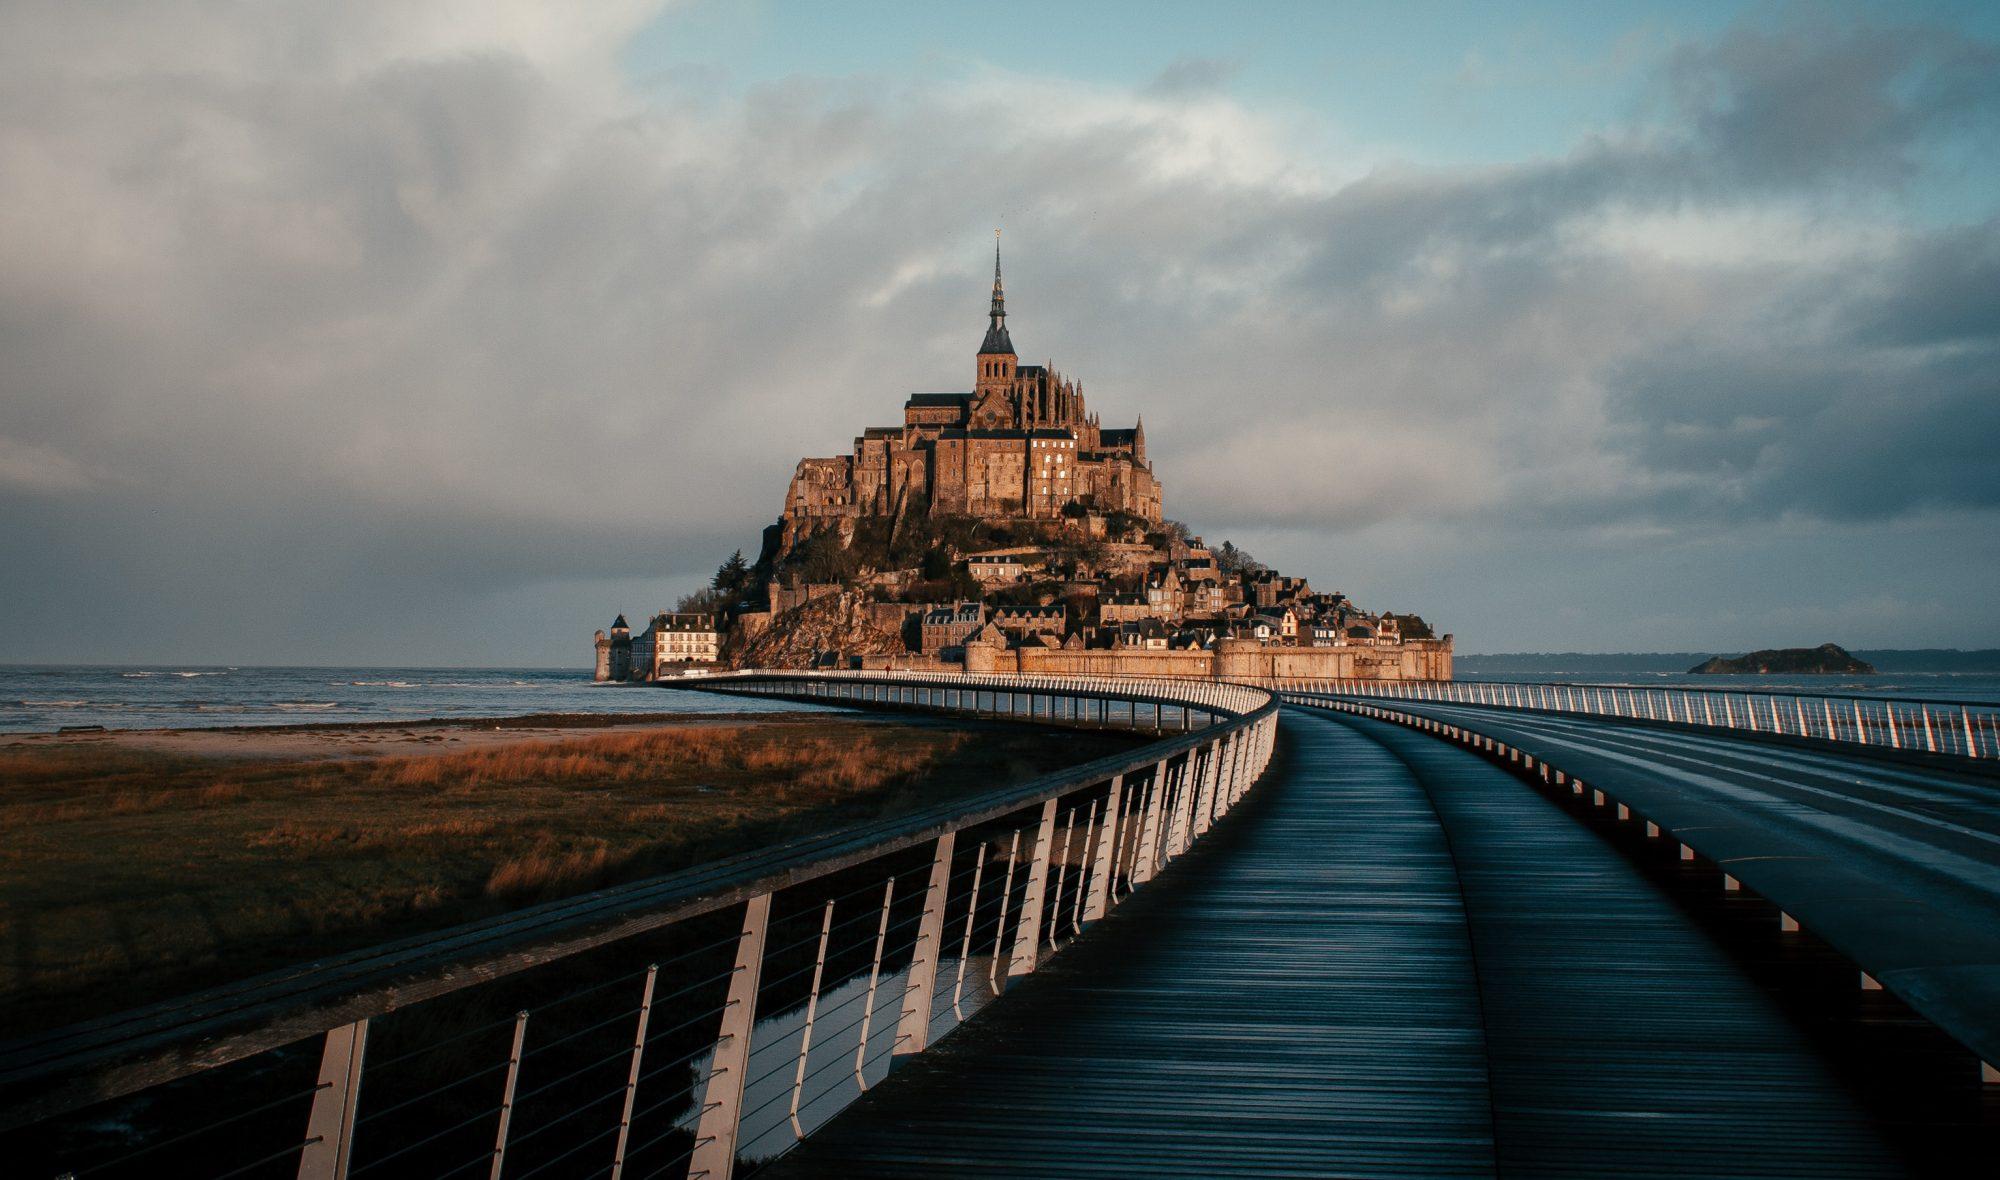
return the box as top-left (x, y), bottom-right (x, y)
top-left (2, 671), bottom-right (1278, 1180)
top-left (1283, 690), bottom-right (2000, 1081)
top-left (1254, 676), bottom-right (1997, 761)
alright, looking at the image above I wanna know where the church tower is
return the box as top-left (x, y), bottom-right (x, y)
top-left (973, 231), bottom-right (1016, 426)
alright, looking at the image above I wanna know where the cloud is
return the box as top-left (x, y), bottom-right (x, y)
top-left (0, 6), bottom-right (1996, 660)
top-left (1144, 56), bottom-right (1241, 99)
top-left (0, 437), bottom-right (99, 495)
top-left (1665, 21), bottom-right (2000, 189)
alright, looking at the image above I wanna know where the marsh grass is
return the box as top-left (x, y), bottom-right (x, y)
top-left (0, 717), bottom-right (1140, 1035)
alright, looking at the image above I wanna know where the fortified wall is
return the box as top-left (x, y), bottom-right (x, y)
top-left (966, 636), bottom-right (1454, 681)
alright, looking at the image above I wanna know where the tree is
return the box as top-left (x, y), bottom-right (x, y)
top-left (712, 550), bottom-right (750, 600)
top-left (920, 546), bottom-right (952, 580)
top-left (1387, 613), bottom-right (1435, 640)
top-left (1102, 510), bottom-right (1147, 543)
top-left (675, 586), bottom-right (727, 614)
top-left (782, 527), bottom-right (861, 585)
top-left (1213, 540), bottom-right (1263, 575)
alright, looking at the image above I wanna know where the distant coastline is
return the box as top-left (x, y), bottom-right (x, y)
top-left (1456, 649), bottom-right (2000, 675)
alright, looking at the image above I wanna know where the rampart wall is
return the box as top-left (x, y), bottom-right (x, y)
top-left (965, 637), bottom-right (1453, 681)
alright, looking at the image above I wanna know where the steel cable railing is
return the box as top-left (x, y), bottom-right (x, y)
top-left (5, 671), bottom-right (1276, 1180)
top-left (1269, 676), bottom-right (1998, 761)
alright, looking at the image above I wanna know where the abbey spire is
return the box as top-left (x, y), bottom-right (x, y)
top-left (979, 230), bottom-right (1015, 357)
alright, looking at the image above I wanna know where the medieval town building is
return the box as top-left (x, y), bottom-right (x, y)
top-left (596, 611), bottom-right (722, 682)
top-left (592, 615), bottom-right (632, 682)
top-left (782, 236), bottom-right (1162, 546)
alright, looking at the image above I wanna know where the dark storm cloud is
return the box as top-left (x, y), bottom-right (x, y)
top-left (1849, 217), bottom-right (2000, 347)
top-left (1667, 22), bottom-right (2000, 188)
top-left (1, 4), bottom-right (1996, 660)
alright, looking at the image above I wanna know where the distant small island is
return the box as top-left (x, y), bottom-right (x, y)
top-left (1688, 643), bottom-right (1876, 675)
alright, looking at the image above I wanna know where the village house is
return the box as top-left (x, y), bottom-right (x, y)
top-left (990, 604), bottom-right (1067, 642)
top-left (967, 551), bottom-right (1037, 584)
top-left (920, 601), bottom-right (986, 656)
top-left (633, 612), bottom-right (722, 679)
top-left (1143, 566), bottom-right (1184, 620)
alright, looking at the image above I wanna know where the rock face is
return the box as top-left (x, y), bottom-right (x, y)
top-left (1688, 643), bottom-right (1877, 675)
top-left (733, 592), bottom-right (907, 670)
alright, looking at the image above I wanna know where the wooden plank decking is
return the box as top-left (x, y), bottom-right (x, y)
top-left (761, 708), bottom-right (1911, 1177)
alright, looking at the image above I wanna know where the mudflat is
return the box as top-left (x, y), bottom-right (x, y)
top-left (0, 712), bottom-right (1141, 1036)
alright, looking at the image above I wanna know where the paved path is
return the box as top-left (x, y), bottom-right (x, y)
top-left (762, 708), bottom-right (1907, 1177)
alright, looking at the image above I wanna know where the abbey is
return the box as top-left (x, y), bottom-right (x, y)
top-left (782, 237), bottom-right (1162, 546)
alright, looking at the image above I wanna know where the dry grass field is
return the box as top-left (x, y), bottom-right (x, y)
top-left (0, 715), bottom-right (1140, 1036)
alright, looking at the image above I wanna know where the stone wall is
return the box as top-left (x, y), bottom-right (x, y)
top-left (967, 636), bottom-right (1454, 681)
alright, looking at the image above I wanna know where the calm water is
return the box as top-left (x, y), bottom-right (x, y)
top-left (0, 665), bottom-right (799, 733)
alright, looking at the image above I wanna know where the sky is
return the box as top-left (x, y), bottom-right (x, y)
top-left (2, 0), bottom-right (1998, 666)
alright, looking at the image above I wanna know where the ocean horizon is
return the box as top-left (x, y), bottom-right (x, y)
top-left (0, 664), bottom-right (802, 734)
top-left (6, 656), bottom-right (2000, 733)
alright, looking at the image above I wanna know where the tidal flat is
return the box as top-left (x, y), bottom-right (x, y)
top-left (0, 712), bottom-right (1142, 1036)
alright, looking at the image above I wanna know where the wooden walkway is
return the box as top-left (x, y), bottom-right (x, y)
top-left (1345, 709), bottom-right (1901, 1178)
top-left (762, 708), bottom-right (1907, 1177)
top-left (1378, 697), bottom-right (2000, 1075)
top-left (763, 707), bottom-right (1493, 1177)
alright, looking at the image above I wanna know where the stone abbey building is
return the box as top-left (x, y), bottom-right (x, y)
top-left (592, 238), bottom-right (1452, 683)
top-left (782, 237), bottom-right (1162, 546)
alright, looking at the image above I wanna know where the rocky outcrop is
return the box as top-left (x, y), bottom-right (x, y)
top-left (732, 591), bottom-right (909, 669)
top-left (1688, 643), bottom-right (1876, 675)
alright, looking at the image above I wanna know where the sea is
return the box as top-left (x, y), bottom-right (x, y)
top-left (0, 666), bottom-right (799, 734)
top-left (6, 660), bottom-right (1999, 735)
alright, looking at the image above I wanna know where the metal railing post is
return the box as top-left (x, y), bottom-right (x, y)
top-left (1191, 740), bottom-right (1220, 839)
top-left (988, 831), bottom-right (1021, 995)
top-left (690, 892), bottom-right (771, 1180)
top-left (952, 844), bottom-right (988, 1019)
top-left (609, 964), bottom-right (658, 1180)
top-left (894, 832), bottom-right (954, 1063)
top-left (488, 1012), bottom-right (527, 1180)
top-left (1217, 731), bottom-right (1242, 814)
top-left (1008, 799), bottom-right (1061, 980)
top-left (1070, 798), bottom-right (1099, 936)
top-left (1049, 808), bottom-right (1078, 949)
top-left (789, 901), bottom-right (834, 1136)
top-left (854, 879), bottom-right (896, 1090)
top-left (1131, 760), bottom-right (1169, 885)
top-left (1164, 754), bottom-right (1197, 858)
top-left (1082, 775), bottom-right (1124, 923)
top-left (298, 1019), bottom-right (368, 1180)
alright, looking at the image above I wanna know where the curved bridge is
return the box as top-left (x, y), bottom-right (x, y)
top-left (4, 673), bottom-right (1995, 1177)
top-left (767, 686), bottom-right (2000, 1178)
top-left (0, 672), bottom-right (1275, 1179)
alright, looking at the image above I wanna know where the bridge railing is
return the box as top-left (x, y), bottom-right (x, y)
top-left (0, 671), bottom-right (1276, 1180)
top-left (1258, 677), bottom-right (1997, 760)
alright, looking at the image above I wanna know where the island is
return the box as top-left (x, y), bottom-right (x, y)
top-left (592, 239), bottom-right (1454, 683)
top-left (1688, 643), bottom-right (1877, 675)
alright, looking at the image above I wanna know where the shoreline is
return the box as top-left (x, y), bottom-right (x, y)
top-left (0, 708), bottom-right (855, 763)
